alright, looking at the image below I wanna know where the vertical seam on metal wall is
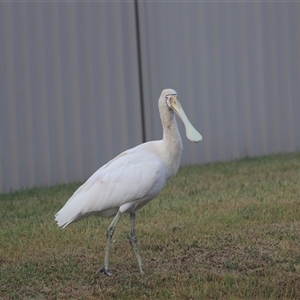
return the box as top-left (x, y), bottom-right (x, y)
top-left (134, 0), bottom-right (146, 143)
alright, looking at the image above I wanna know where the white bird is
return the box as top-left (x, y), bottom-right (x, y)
top-left (55, 89), bottom-right (202, 275)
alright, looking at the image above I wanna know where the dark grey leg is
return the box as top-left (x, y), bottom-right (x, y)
top-left (98, 211), bottom-right (122, 276)
top-left (129, 213), bottom-right (145, 274)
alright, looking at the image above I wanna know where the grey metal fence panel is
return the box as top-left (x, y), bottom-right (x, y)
top-left (0, 2), bottom-right (143, 193)
top-left (138, 2), bottom-right (300, 165)
top-left (1, 2), bottom-right (300, 193)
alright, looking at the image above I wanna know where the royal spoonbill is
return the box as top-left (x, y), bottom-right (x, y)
top-left (55, 88), bottom-right (202, 275)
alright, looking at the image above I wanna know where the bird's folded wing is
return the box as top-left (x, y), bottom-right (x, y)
top-left (55, 149), bottom-right (165, 227)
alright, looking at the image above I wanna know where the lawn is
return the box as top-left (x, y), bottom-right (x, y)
top-left (1, 153), bottom-right (300, 299)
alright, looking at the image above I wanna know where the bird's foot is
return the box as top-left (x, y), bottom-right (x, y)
top-left (97, 267), bottom-right (113, 276)
top-left (140, 268), bottom-right (145, 275)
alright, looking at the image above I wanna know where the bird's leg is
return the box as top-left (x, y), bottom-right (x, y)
top-left (129, 213), bottom-right (145, 275)
top-left (98, 211), bottom-right (122, 276)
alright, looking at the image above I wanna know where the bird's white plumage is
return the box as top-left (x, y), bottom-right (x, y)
top-left (55, 142), bottom-right (167, 227)
top-left (55, 88), bottom-right (202, 231)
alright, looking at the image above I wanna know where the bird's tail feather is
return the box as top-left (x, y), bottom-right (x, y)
top-left (55, 192), bottom-right (88, 228)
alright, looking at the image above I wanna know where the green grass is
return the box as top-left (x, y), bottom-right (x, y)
top-left (1, 153), bottom-right (300, 299)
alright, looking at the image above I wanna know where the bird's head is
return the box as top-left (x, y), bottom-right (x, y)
top-left (159, 89), bottom-right (202, 143)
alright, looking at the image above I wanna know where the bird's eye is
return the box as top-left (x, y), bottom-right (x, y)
top-left (165, 96), bottom-right (170, 107)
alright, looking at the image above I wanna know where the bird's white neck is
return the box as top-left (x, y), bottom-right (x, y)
top-left (160, 108), bottom-right (183, 179)
top-left (162, 112), bottom-right (181, 143)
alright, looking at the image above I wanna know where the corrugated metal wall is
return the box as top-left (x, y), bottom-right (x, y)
top-left (138, 1), bottom-right (300, 165)
top-left (1, 2), bottom-right (299, 193)
top-left (0, 2), bottom-right (143, 193)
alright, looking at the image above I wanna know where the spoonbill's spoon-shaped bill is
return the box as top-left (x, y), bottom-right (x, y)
top-left (166, 94), bottom-right (203, 142)
top-left (55, 88), bottom-right (202, 276)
